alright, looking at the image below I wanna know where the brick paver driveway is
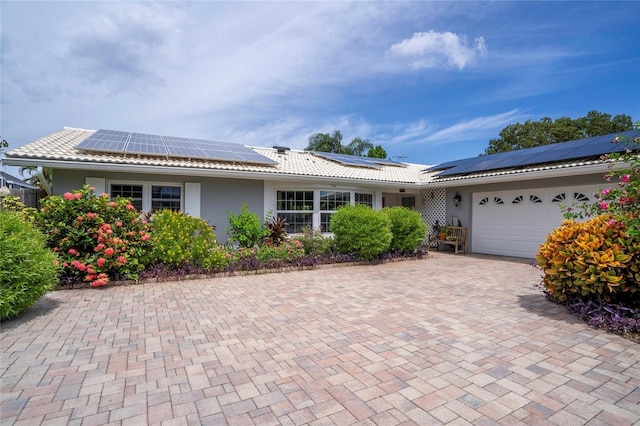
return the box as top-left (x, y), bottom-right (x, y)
top-left (1, 253), bottom-right (639, 425)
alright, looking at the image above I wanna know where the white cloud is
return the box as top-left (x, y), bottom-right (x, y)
top-left (389, 30), bottom-right (487, 70)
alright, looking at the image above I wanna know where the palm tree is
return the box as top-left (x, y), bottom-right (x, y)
top-left (19, 166), bottom-right (52, 191)
top-left (344, 137), bottom-right (373, 156)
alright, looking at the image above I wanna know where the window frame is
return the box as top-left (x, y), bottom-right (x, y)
top-left (106, 180), bottom-right (184, 212)
top-left (275, 189), bottom-right (375, 234)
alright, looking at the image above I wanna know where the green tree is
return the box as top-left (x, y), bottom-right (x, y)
top-left (305, 131), bottom-right (388, 159)
top-left (344, 137), bottom-right (373, 156)
top-left (484, 111), bottom-right (634, 154)
top-left (367, 145), bottom-right (387, 159)
top-left (305, 131), bottom-right (345, 153)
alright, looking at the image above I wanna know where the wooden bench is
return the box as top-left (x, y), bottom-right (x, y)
top-left (428, 226), bottom-right (468, 254)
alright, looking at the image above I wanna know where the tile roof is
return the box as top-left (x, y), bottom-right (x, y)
top-left (7, 127), bottom-right (628, 187)
top-left (6, 127), bottom-right (427, 184)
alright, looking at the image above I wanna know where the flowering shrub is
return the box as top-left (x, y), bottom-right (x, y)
top-left (150, 210), bottom-right (229, 270)
top-left (563, 128), bottom-right (639, 236)
top-left (35, 185), bottom-right (152, 286)
top-left (291, 226), bottom-right (333, 256)
top-left (256, 239), bottom-right (304, 265)
top-left (382, 206), bottom-right (428, 253)
top-left (1, 210), bottom-right (60, 320)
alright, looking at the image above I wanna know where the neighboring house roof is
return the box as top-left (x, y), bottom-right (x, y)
top-left (0, 171), bottom-right (38, 189)
top-left (5, 127), bottom-right (427, 186)
top-left (5, 127), bottom-right (637, 188)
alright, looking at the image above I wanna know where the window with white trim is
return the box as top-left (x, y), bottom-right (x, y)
top-left (275, 189), bottom-right (374, 233)
top-left (320, 191), bottom-right (350, 232)
top-left (276, 191), bottom-right (313, 233)
top-left (111, 184), bottom-right (143, 211)
top-left (108, 181), bottom-right (183, 212)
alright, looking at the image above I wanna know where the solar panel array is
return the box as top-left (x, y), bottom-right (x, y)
top-left (312, 152), bottom-right (406, 169)
top-left (76, 129), bottom-right (278, 165)
top-left (429, 130), bottom-right (639, 177)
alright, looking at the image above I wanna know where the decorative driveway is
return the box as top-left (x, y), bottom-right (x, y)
top-left (1, 253), bottom-right (639, 425)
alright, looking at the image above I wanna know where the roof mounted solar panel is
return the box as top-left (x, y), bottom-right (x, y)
top-left (312, 152), bottom-right (382, 169)
top-left (75, 129), bottom-right (130, 154)
top-left (76, 129), bottom-right (278, 165)
top-left (369, 158), bottom-right (407, 167)
top-left (433, 130), bottom-right (640, 177)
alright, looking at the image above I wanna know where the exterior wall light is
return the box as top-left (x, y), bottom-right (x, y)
top-left (453, 192), bottom-right (462, 207)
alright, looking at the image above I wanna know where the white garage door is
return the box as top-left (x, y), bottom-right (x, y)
top-left (472, 185), bottom-right (601, 258)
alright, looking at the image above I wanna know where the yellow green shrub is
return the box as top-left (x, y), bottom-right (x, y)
top-left (150, 210), bottom-right (220, 268)
top-left (536, 214), bottom-right (640, 303)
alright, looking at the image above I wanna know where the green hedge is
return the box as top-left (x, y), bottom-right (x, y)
top-left (383, 207), bottom-right (428, 253)
top-left (1, 210), bottom-right (60, 321)
top-left (330, 204), bottom-right (391, 260)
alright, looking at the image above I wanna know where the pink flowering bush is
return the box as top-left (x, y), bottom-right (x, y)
top-left (563, 126), bottom-right (639, 238)
top-left (35, 185), bottom-right (152, 286)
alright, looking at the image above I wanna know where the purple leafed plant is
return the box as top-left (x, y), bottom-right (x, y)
top-left (553, 292), bottom-right (640, 337)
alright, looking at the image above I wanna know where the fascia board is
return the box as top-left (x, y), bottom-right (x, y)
top-left (3, 158), bottom-right (420, 188)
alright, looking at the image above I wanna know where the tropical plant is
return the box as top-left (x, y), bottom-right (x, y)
top-left (305, 130), bottom-right (386, 158)
top-left (536, 214), bottom-right (639, 304)
top-left (264, 214), bottom-right (288, 246)
top-left (330, 204), bottom-right (391, 260)
top-left (0, 210), bottom-right (60, 321)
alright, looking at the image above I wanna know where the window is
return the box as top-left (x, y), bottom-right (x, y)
top-left (276, 191), bottom-right (313, 233)
top-left (276, 189), bottom-right (373, 233)
top-left (529, 195), bottom-right (543, 204)
top-left (355, 193), bottom-right (373, 207)
top-left (151, 185), bottom-right (181, 211)
top-left (512, 195), bottom-right (524, 204)
top-left (108, 182), bottom-right (182, 212)
top-left (111, 184), bottom-right (143, 210)
top-left (320, 191), bottom-right (350, 232)
top-left (552, 193), bottom-right (566, 203)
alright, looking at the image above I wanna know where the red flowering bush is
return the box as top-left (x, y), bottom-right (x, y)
top-left (35, 185), bottom-right (152, 286)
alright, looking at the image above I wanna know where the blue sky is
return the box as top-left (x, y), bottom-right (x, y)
top-left (1, 1), bottom-right (638, 169)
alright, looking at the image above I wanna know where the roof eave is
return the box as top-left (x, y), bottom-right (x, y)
top-left (3, 157), bottom-right (420, 188)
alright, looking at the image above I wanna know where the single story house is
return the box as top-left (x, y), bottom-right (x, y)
top-left (5, 127), bottom-right (639, 259)
top-left (0, 170), bottom-right (38, 190)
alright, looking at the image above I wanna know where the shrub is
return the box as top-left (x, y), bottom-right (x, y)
top-left (1, 195), bottom-right (37, 221)
top-left (382, 206), bottom-right (428, 253)
top-left (330, 204), bottom-right (391, 260)
top-left (291, 226), bottom-right (333, 256)
top-left (226, 203), bottom-right (267, 248)
top-left (0, 210), bottom-right (60, 321)
top-left (256, 239), bottom-right (305, 265)
top-left (536, 214), bottom-right (640, 304)
top-left (150, 210), bottom-right (220, 268)
top-left (35, 185), bottom-right (152, 286)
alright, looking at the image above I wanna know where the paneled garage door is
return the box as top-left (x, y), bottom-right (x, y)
top-left (471, 185), bottom-right (601, 258)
